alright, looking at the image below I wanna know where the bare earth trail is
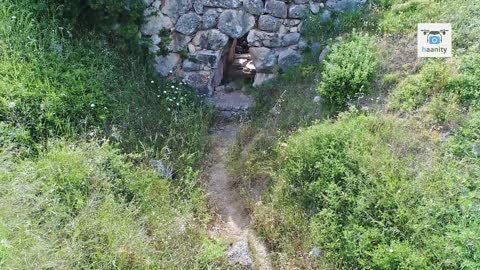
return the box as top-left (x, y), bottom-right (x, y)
top-left (203, 122), bottom-right (272, 270)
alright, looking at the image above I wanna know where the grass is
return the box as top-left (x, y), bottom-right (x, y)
top-left (0, 0), bottom-right (219, 268)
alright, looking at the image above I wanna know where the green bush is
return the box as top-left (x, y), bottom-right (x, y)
top-left (269, 111), bottom-right (480, 269)
top-left (389, 61), bottom-right (452, 111)
top-left (317, 33), bottom-right (379, 106)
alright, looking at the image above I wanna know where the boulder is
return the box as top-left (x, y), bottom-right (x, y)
top-left (250, 47), bottom-right (277, 72)
top-left (202, 9), bottom-right (219, 29)
top-left (198, 29), bottom-right (229, 50)
top-left (244, 0), bottom-right (265, 16)
top-left (326, 0), bottom-right (367, 12)
top-left (310, 2), bottom-right (321, 14)
top-left (218, 10), bottom-right (255, 39)
top-left (282, 32), bottom-right (300, 46)
top-left (193, 0), bottom-right (204, 14)
top-left (188, 50), bottom-right (223, 69)
top-left (226, 240), bottom-right (253, 269)
top-left (278, 48), bottom-right (302, 71)
top-left (154, 53), bottom-right (180, 76)
top-left (247, 30), bottom-right (282, 48)
top-left (161, 0), bottom-right (193, 21)
top-left (265, 0), bottom-right (288, 18)
top-left (167, 33), bottom-right (192, 52)
top-left (183, 71), bottom-right (214, 96)
top-left (258, 15), bottom-right (281, 32)
top-left (182, 59), bottom-right (203, 71)
top-left (141, 8), bottom-right (173, 35)
top-left (202, 0), bottom-right (241, 8)
top-left (288, 4), bottom-right (307, 18)
top-left (175, 13), bottom-right (201, 35)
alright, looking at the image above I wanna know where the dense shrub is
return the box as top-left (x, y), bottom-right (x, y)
top-left (0, 140), bottom-right (226, 269)
top-left (317, 33), bottom-right (379, 106)
top-left (263, 111), bottom-right (480, 269)
top-left (389, 61), bottom-right (452, 111)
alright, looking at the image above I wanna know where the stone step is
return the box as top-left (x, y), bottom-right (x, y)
top-left (205, 90), bottom-right (254, 118)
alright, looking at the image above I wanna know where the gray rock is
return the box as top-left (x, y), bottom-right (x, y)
top-left (167, 33), bottom-right (192, 52)
top-left (318, 46), bottom-right (330, 64)
top-left (282, 32), bottom-right (300, 46)
top-left (188, 50), bottom-right (223, 69)
top-left (309, 246), bottom-right (322, 258)
top-left (218, 10), bottom-right (255, 39)
top-left (258, 15), bottom-right (281, 32)
top-left (326, 0), bottom-right (367, 12)
top-left (226, 240), bottom-right (253, 269)
top-left (294, 0), bottom-right (309, 3)
top-left (150, 160), bottom-right (174, 179)
top-left (141, 8), bottom-right (173, 35)
top-left (278, 48), bottom-right (302, 71)
top-left (202, 9), bottom-right (219, 29)
top-left (253, 73), bottom-right (277, 87)
top-left (198, 29), bottom-right (229, 50)
top-left (298, 39), bottom-right (308, 50)
top-left (183, 71), bottom-right (214, 95)
top-left (154, 53), bottom-right (180, 76)
top-left (321, 9), bottom-right (332, 22)
top-left (175, 13), bottom-right (201, 35)
top-left (244, 0), bottom-right (265, 15)
top-left (250, 47), bottom-right (277, 72)
top-left (193, 0), bottom-right (204, 14)
top-left (182, 59), bottom-right (203, 71)
top-left (310, 2), bottom-right (321, 14)
top-left (161, 0), bottom-right (193, 21)
top-left (288, 4), bottom-right (307, 18)
top-left (202, 0), bottom-right (241, 8)
top-left (313, 96), bottom-right (321, 104)
top-left (247, 30), bottom-right (282, 48)
top-left (265, 0), bottom-right (288, 18)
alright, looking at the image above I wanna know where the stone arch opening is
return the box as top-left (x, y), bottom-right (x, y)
top-left (222, 34), bottom-right (256, 87)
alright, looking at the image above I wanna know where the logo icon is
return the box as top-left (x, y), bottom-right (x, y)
top-left (418, 24), bottom-right (452, 58)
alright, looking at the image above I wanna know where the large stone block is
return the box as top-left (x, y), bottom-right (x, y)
top-left (244, 0), bottom-right (265, 16)
top-left (188, 50), bottom-right (223, 69)
top-left (258, 15), bottom-right (281, 32)
top-left (202, 9), bottom-right (219, 29)
top-left (265, 0), bottom-right (288, 18)
top-left (175, 13), bottom-right (201, 35)
top-left (197, 29), bottom-right (229, 50)
top-left (288, 4), bottom-right (307, 19)
top-left (202, 0), bottom-right (241, 8)
top-left (326, 0), bottom-right (367, 12)
top-left (278, 49), bottom-right (302, 71)
top-left (183, 71), bottom-right (214, 96)
top-left (161, 0), bottom-right (193, 21)
top-left (249, 47), bottom-right (277, 72)
top-left (218, 10), bottom-right (255, 39)
top-left (141, 8), bottom-right (173, 35)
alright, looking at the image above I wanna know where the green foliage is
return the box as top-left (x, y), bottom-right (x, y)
top-left (448, 54), bottom-right (480, 109)
top-left (0, 1), bottom-right (212, 164)
top-left (389, 61), bottom-right (452, 111)
top-left (317, 33), bottom-right (379, 106)
top-left (0, 140), bottom-right (226, 269)
top-left (271, 111), bottom-right (480, 269)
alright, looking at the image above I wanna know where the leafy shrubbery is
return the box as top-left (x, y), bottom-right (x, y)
top-left (317, 33), bottom-right (379, 106)
top-left (256, 111), bottom-right (479, 269)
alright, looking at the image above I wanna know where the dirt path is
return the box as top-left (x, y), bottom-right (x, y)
top-left (204, 122), bottom-right (272, 270)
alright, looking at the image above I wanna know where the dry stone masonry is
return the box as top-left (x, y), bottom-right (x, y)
top-left (141, 0), bottom-right (366, 96)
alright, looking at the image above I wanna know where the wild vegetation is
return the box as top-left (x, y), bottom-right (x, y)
top-left (2, 0), bottom-right (480, 269)
top-left (229, 0), bottom-right (480, 269)
top-left (0, 0), bottom-right (223, 268)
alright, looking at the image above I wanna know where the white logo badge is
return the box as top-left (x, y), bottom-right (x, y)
top-left (418, 23), bottom-right (452, 58)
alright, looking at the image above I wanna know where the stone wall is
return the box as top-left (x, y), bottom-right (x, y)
top-left (141, 0), bottom-right (365, 95)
